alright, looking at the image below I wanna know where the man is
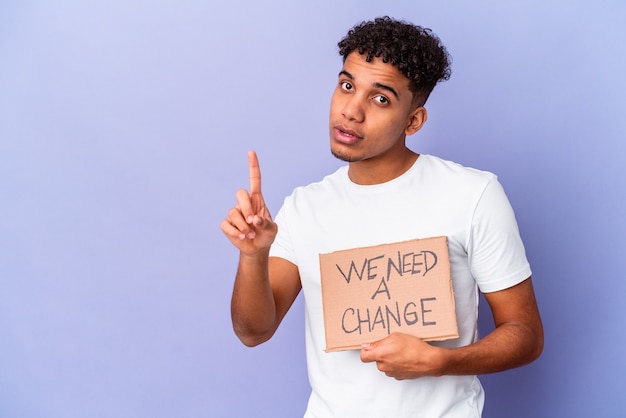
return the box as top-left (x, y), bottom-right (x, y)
top-left (221, 16), bottom-right (543, 417)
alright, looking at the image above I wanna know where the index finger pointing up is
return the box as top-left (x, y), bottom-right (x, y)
top-left (248, 150), bottom-right (262, 194)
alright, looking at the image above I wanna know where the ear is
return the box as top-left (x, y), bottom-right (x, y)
top-left (405, 106), bottom-right (427, 136)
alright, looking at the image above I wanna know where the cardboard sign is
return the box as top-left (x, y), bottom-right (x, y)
top-left (319, 236), bottom-right (458, 352)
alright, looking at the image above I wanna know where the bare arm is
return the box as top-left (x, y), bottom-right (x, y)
top-left (360, 277), bottom-right (543, 379)
top-left (221, 151), bottom-right (301, 347)
top-left (442, 276), bottom-right (543, 374)
top-left (231, 255), bottom-right (301, 346)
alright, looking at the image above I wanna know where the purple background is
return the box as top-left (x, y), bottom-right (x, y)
top-left (1, 1), bottom-right (624, 417)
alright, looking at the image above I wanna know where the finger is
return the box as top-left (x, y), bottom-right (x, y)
top-left (220, 218), bottom-right (247, 241)
top-left (248, 150), bottom-right (262, 195)
top-left (360, 344), bottom-right (376, 363)
top-left (225, 207), bottom-right (253, 238)
top-left (235, 189), bottom-right (255, 224)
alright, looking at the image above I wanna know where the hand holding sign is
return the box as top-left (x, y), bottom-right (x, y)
top-left (221, 151), bottom-right (277, 255)
top-left (360, 333), bottom-right (444, 380)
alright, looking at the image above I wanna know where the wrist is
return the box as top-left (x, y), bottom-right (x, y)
top-left (241, 246), bottom-right (270, 257)
top-left (431, 346), bottom-right (452, 377)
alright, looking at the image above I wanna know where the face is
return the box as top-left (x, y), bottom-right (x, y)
top-left (329, 52), bottom-right (426, 169)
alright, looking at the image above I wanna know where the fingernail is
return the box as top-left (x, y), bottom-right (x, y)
top-left (247, 231), bottom-right (256, 239)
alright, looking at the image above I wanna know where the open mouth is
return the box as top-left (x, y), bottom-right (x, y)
top-left (334, 126), bottom-right (362, 144)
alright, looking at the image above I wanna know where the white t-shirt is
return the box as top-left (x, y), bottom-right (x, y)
top-left (270, 154), bottom-right (531, 417)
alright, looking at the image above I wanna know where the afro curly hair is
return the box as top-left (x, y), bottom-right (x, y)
top-left (338, 16), bottom-right (451, 106)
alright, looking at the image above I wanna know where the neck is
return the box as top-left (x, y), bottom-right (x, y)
top-left (348, 149), bottom-right (419, 185)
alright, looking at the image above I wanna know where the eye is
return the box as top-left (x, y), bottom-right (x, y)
top-left (374, 95), bottom-right (389, 105)
top-left (340, 81), bottom-right (353, 91)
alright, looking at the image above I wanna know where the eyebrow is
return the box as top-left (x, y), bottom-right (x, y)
top-left (338, 70), bottom-right (400, 100)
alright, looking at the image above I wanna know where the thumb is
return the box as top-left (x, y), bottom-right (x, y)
top-left (360, 342), bottom-right (377, 363)
top-left (253, 212), bottom-right (276, 231)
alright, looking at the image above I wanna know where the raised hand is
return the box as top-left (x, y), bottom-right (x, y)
top-left (221, 150), bottom-right (278, 255)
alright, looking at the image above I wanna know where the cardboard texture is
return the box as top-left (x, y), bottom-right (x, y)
top-left (319, 236), bottom-right (458, 352)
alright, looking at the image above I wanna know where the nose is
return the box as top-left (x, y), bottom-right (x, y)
top-left (341, 95), bottom-right (365, 122)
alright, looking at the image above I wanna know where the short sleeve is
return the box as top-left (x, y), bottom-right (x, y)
top-left (269, 197), bottom-right (298, 265)
top-left (468, 177), bottom-right (531, 293)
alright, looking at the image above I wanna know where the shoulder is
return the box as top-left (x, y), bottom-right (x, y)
top-left (287, 165), bottom-right (349, 201)
top-left (417, 155), bottom-right (498, 198)
top-left (420, 154), bottom-right (495, 182)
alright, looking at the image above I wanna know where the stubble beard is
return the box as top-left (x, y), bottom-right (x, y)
top-left (331, 147), bottom-right (364, 163)
top-left (330, 135), bottom-right (366, 162)
top-left (331, 148), bottom-right (353, 162)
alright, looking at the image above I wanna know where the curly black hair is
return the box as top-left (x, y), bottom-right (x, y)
top-left (338, 16), bottom-right (451, 105)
